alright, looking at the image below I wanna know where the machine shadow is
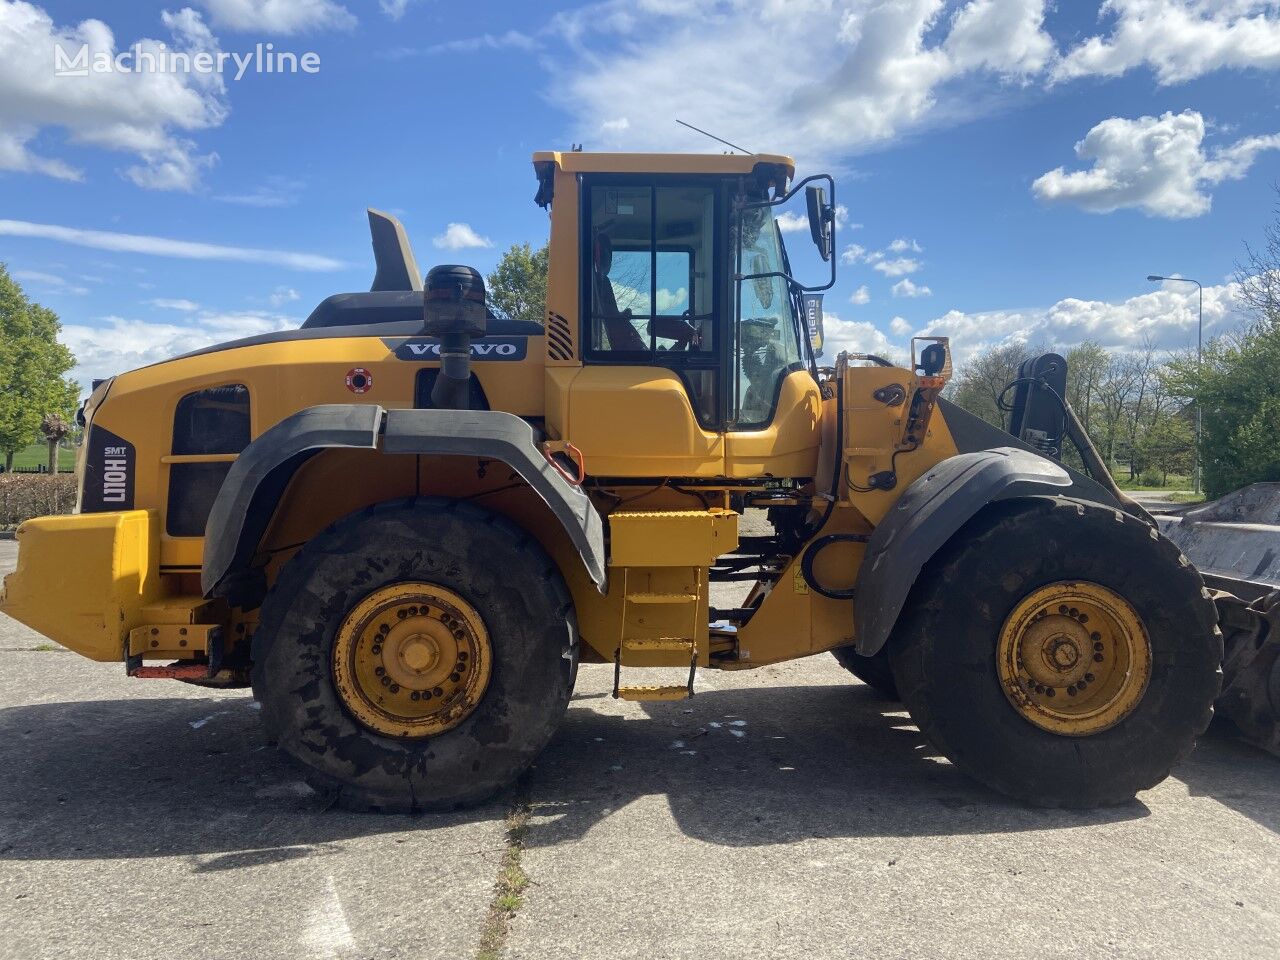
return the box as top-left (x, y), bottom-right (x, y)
top-left (0, 694), bottom-right (502, 864)
top-left (524, 680), bottom-right (1149, 848)
top-left (1172, 719), bottom-right (1280, 835)
top-left (5, 682), bottom-right (1266, 864)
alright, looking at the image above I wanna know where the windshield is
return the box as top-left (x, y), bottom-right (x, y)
top-left (734, 205), bottom-right (804, 427)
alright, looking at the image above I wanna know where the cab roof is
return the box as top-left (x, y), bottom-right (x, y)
top-left (531, 150), bottom-right (796, 179)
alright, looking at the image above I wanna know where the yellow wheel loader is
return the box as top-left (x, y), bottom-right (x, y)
top-left (1, 152), bottom-right (1232, 811)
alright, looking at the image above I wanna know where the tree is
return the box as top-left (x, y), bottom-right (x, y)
top-left (947, 342), bottom-right (1032, 428)
top-left (1136, 411), bottom-right (1194, 485)
top-left (0, 265), bottom-right (79, 471)
top-left (41, 413), bottom-right (70, 476)
top-left (1157, 189), bottom-right (1280, 498)
top-left (1164, 323), bottom-right (1280, 498)
top-left (486, 242), bottom-right (549, 324)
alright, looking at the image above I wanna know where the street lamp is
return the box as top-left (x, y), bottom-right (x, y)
top-left (1147, 274), bottom-right (1203, 496)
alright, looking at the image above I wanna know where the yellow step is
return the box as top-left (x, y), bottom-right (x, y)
top-left (620, 637), bottom-right (696, 668)
top-left (616, 685), bottom-right (691, 702)
top-left (625, 592), bottom-right (699, 605)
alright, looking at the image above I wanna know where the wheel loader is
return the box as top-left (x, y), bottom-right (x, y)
top-left (0, 150), bottom-right (1242, 812)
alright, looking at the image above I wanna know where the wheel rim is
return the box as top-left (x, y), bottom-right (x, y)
top-left (996, 581), bottom-right (1151, 736)
top-left (331, 583), bottom-right (492, 738)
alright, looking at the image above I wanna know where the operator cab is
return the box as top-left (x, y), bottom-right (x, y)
top-left (536, 150), bottom-right (835, 477)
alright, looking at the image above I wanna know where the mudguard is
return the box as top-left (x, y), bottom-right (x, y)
top-left (202, 404), bottom-right (607, 605)
top-left (853, 446), bottom-right (1076, 656)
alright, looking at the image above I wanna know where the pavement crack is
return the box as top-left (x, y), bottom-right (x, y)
top-left (474, 778), bottom-right (532, 960)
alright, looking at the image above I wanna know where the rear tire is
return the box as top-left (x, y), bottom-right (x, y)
top-left (889, 497), bottom-right (1221, 808)
top-left (252, 497), bottom-right (577, 813)
top-left (831, 646), bottom-right (899, 699)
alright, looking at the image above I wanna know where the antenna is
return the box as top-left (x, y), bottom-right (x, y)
top-left (676, 119), bottom-right (752, 155)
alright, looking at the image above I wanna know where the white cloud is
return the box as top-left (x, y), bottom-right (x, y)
top-left (269, 285), bottom-right (301, 306)
top-left (892, 277), bottom-right (932, 297)
top-left (888, 238), bottom-right (923, 253)
top-left (215, 175), bottom-right (305, 208)
top-left (196, 0), bottom-right (355, 34)
top-left (822, 311), bottom-right (905, 361)
top-left (379, 0), bottom-right (412, 19)
top-left (849, 284), bottom-right (871, 305)
top-left (432, 222), bottom-right (493, 250)
top-left (61, 309), bottom-right (298, 391)
top-left (12, 269), bottom-right (89, 295)
top-left (146, 297), bottom-right (200, 311)
top-left (0, 219), bottom-right (346, 271)
top-left (1055, 0), bottom-right (1280, 85)
top-left (840, 243), bottom-right (867, 265)
top-left (0, 3), bottom-right (226, 191)
top-left (550, 0), bottom-right (1056, 165)
top-left (873, 257), bottom-right (922, 277)
top-left (776, 211), bottom-right (809, 233)
top-left (890, 315), bottom-right (914, 336)
top-left (601, 117), bottom-right (630, 133)
top-left (1033, 110), bottom-right (1280, 218)
top-left (920, 279), bottom-right (1243, 369)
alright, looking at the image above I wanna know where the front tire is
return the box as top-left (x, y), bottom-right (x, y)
top-left (831, 646), bottom-right (899, 699)
top-left (252, 497), bottom-right (577, 813)
top-left (889, 497), bottom-right (1221, 808)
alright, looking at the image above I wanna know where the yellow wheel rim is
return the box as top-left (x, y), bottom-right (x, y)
top-left (331, 583), bottom-right (492, 738)
top-left (996, 581), bottom-right (1151, 736)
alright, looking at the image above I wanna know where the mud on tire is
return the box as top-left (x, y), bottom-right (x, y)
top-left (252, 497), bottom-right (577, 813)
top-left (888, 496), bottom-right (1222, 808)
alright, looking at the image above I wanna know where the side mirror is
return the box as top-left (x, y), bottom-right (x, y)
top-left (806, 185), bottom-right (833, 262)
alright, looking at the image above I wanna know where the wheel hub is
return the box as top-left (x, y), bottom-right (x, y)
top-left (331, 583), bottom-right (493, 738)
top-left (996, 582), bottom-right (1152, 736)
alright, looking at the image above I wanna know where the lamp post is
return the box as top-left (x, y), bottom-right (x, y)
top-left (1147, 274), bottom-right (1203, 496)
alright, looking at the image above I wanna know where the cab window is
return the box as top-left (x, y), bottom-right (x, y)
top-left (585, 182), bottom-right (719, 423)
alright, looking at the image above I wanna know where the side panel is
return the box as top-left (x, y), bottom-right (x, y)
top-left (724, 369), bottom-right (822, 479)
top-left (852, 447), bottom-right (1076, 656)
top-left (564, 367), bottom-right (724, 477)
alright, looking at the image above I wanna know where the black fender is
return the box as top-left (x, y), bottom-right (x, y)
top-left (853, 446), bottom-right (1083, 657)
top-left (201, 404), bottom-right (606, 605)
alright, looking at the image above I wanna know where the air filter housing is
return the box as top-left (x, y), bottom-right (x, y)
top-left (422, 264), bottom-right (487, 337)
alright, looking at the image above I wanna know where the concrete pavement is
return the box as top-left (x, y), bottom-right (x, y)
top-left (2, 539), bottom-right (1278, 960)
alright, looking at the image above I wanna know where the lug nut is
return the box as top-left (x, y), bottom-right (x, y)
top-left (372, 644), bottom-right (382, 655)
top-left (1090, 631), bottom-right (1102, 642)
top-left (375, 666), bottom-right (385, 677)
top-left (1093, 653), bottom-right (1104, 662)
top-left (1069, 607), bottom-right (1079, 618)
top-left (1085, 672), bottom-right (1095, 682)
top-left (449, 673), bottom-right (461, 683)
top-left (389, 683), bottom-right (400, 693)
top-left (1045, 687), bottom-right (1056, 697)
top-left (432, 687), bottom-right (443, 697)
top-left (1067, 685), bottom-right (1077, 696)
top-left (1094, 641), bottom-right (1104, 652)
top-left (1078, 614), bottom-right (1089, 624)
top-left (410, 691), bottom-right (420, 701)
top-left (381, 676), bottom-right (391, 687)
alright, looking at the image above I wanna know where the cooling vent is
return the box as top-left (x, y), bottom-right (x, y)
top-left (546, 312), bottom-right (574, 360)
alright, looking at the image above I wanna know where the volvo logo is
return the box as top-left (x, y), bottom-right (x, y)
top-left (383, 337), bottom-right (529, 362)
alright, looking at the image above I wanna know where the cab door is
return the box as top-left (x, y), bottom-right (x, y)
top-left (564, 179), bottom-right (726, 478)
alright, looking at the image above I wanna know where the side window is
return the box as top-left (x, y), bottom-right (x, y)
top-left (167, 384), bottom-right (250, 537)
top-left (586, 182), bottom-right (719, 423)
top-left (172, 384), bottom-right (250, 455)
top-left (735, 215), bottom-right (802, 427)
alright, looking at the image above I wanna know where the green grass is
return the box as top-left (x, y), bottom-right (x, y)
top-left (8, 443), bottom-right (75, 472)
top-left (1113, 473), bottom-right (1191, 491)
top-left (1164, 492), bottom-right (1206, 504)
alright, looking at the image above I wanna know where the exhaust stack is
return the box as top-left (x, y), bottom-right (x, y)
top-left (421, 264), bottom-right (487, 410)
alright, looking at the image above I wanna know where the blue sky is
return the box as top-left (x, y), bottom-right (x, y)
top-left (1, 0), bottom-right (1278, 390)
